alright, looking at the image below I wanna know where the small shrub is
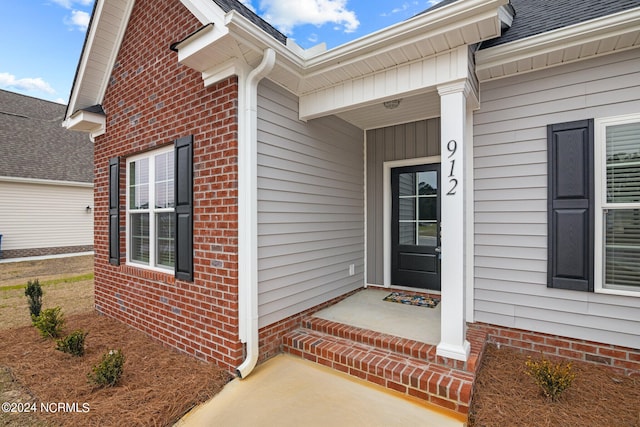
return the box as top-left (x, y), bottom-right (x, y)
top-left (32, 306), bottom-right (65, 339)
top-left (525, 355), bottom-right (576, 401)
top-left (88, 350), bottom-right (125, 387)
top-left (56, 330), bottom-right (88, 357)
top-left (24, 279), bottom-right (43, 319)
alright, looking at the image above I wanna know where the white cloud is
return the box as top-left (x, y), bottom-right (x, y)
top-left (65, 9), bottom-right (91, 31)
top-left (0, 72), bottom-right (56, 95)
top-left (258, 0), bottom-right (359, 34)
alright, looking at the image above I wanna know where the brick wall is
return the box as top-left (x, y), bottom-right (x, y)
top-left (93, 0), bottom-right (242, 373)
top-left (470, 323), bottom-right (640, 376)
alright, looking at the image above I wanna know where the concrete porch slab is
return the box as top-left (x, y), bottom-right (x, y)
top-left (176, 354), bottom-right (466, 427)
top-left (313, 288), bottom-right (441, 344)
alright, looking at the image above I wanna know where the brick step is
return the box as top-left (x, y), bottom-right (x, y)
top-left (282, 326), bottom-right (475, 414)
top-left (303, 316), bottom-right (485, 373)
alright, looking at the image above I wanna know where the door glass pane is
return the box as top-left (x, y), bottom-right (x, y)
top-left (418, 222), bottom-right (437, 247)
top-left (399, 198), bottom-right (416, 221)
top-left (399, 173), bottom-right (415, 196)
top-left (605, 209), bottom-right (640, 290)
top-left (399, 222), bottom-right (415, 245)
top-left (417, 171), bottom-right (437, 195)
top-left (418, 197), bottom-right (437, 221)
top-left (606, 122), bottom-right (640, 203)
top-left (156, 212), bottom-right (175, 268)
top-left (130, 213), bottom-right (150, 264)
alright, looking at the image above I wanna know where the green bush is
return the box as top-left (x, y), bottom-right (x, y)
top-left (56, 330), bottom-right (88, 357)
top-left (24, 279), bottom-right (43, 319)
top-left (525, 355), bottom-right (576, 401)
top-left (88, 350), bottom-right (125, 387)
top-left (32, 306), bottom-right (65, 339)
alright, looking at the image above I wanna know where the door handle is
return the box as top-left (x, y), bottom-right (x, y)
top-left (434, 247), bottom-right (441, 253)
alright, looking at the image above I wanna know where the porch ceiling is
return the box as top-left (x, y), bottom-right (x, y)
top-left (335, 90), bottom-right (441, 130)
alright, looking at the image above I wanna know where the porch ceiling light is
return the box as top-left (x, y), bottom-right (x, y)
top-left (383, 99), bottom-right (402, 110)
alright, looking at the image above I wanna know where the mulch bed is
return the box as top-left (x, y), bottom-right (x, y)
top-left (469, 344), bottom-right (640, 427)
top-left (0, 312), bottom-right (231, 426)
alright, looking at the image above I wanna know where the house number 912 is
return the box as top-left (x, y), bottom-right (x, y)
top-left (446, 139), bottom-right (458, 195)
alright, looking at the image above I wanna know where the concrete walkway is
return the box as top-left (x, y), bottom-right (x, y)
top-left (176, 354), bottom-right (466, 427)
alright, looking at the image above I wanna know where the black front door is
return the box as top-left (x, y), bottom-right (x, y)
top-left (391, 164), bottom-right (441, 290)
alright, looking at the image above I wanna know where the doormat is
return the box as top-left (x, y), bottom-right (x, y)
top-left (383, 292), bottom-right (440, 308)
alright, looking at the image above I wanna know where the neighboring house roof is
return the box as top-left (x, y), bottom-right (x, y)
top-left (0, 90), bottom-right (93, 183)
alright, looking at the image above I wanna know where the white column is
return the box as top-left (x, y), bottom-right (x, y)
top-left (436, 79), bottom-right (472, 361)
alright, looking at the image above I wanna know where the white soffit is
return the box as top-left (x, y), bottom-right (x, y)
top-left (475, 6), bottom-right (640, 81)
top-left (66, 0), bottom-right (134, 121)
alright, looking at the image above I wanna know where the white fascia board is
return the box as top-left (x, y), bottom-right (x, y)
top-left (66, 0), bottom-right (135, 119)
top-left (302, 0), bottom-right (508, 70)
top-left (0, 176), bottom-right (93, 188)
top-left (181, 0), bottom-right (228, 25)
top-left (476, 6), bottom-right (640, 81)
top-left (222, 0), bottom-right (508, 97)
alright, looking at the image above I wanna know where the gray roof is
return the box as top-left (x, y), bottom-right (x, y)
top-left (425, 0), bottom-right (640, 49)
top-left (212, 0), bottom-right (287, 44)
top-left (0, 90), bottom-right (93, 183)
top-left (482, 0), bottom-right (640, 49)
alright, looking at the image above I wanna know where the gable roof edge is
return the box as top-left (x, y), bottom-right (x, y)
top-left (475, 5), bottom-right (640, 81)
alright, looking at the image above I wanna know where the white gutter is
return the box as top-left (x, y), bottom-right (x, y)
top-left (236, 48), bottom-right (276, 379)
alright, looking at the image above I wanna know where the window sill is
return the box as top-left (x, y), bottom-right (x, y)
top-left (122, 263), bottom-right (176, 285)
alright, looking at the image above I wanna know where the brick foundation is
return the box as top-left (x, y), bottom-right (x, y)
top-left (470, 323), bottom-right (640, 376)
top-left (0, 245), bottom-right (93, 260)
top-left (93, 0), bottom-right (242, 373)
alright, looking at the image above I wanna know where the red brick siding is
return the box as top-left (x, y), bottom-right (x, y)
top-left (93, 0), bottom-right (241, 372)
top-left (470, 323), bottom-right (640, 376)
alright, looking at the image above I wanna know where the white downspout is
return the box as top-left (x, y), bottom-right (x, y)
top-left (236, 48), bottom-right (275, 379)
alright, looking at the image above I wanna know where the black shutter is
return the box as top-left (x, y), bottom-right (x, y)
top-left (547, 119), bottom-right (594, 291)
top-left (108, 157), bottom-right (120, 265)
top-left (175, 135), bottom-right (194, 281)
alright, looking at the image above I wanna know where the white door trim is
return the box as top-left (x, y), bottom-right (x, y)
top-left (382, 155), bottom-right (441, 288)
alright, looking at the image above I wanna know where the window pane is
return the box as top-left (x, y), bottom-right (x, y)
top-left (418, 197), bottom-right (437, 221)
top-left (399, 198), bottom-right (415, 220)
top-left (399, 222), bottom-right (415, 245)
top-left (155, 152), bottom-right (175, 209)
top-left (129, 158), bottom-right (149, 209)
top-left (156, 212), bottom-right (175, 268)
top-left (605, 209), bottom-right (640, 290)
top-left (398, 173), bottom-right (415, 196)
top-left (417, 171), bottom-right (437, 195)
top-left (606, 122), bottom-right (640, 203)
top-left (130, 213), bottom-right (149, 264)
top-left (418, 222), bottom-right (437, 247)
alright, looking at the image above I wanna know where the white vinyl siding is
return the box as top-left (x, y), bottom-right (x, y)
top-left (473, 48), bottom-right (640, 349)
top-left (257, 80), bottom-right (365, 328)
top-left (0, 180), bottom-right (93, 251)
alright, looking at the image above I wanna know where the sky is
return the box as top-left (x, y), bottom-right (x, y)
top-left (0, 0), bottom-right (441, 105)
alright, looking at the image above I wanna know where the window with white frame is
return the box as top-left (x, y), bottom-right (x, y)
top-left (126, 146), bottom-right (175, 270)
top-left (596, 114), bottom-right (640, 295)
